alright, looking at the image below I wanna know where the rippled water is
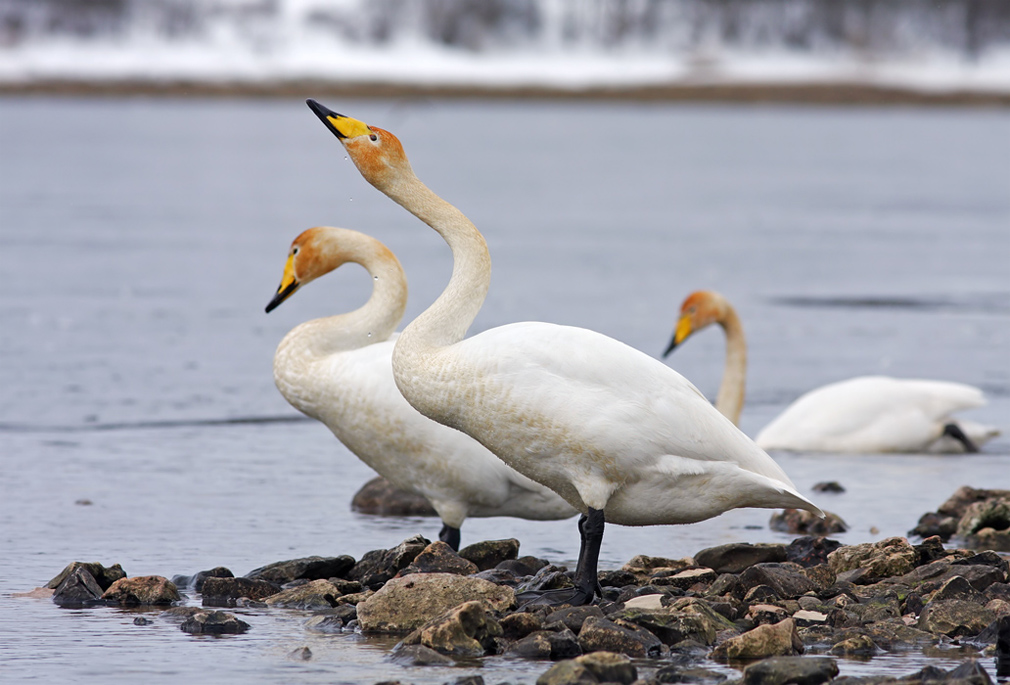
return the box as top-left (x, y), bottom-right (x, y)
top-left (1, 97), bottom-right (1008, 683)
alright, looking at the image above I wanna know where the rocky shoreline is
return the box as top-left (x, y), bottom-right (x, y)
top-left (2, 79), bottom-right (1010, 106)
top-left (18, 486), bottom-right (1010, 685)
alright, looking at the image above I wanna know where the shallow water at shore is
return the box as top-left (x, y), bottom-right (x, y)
top-left (1, 97), bottom-right (1008, 682)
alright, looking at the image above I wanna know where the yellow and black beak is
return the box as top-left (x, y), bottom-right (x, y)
top-left (265, 254), bottom-right (299, 313)
top-left (662, 317), bottom-right (694, 358)
top-left (306, 99), bottom-right (373, 141)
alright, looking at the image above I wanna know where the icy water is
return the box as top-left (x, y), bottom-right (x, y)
top-left (1, 97), bottom-right (1008, 683)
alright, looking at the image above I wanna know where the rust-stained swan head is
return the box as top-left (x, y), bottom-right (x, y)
top-left (306, 99), bottom-right (413, 190)
top-left (265, 226), bottom-right (398, 313)
top-left (663, 290), bottom-right (730, 357)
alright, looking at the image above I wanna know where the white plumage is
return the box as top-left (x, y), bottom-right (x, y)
top-left (307, 100), bottom-right (821, 604)
top-left (267, 226), bottom-right (575, 550)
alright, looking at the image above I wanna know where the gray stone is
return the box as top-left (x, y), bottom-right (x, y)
top-left (288, 646), bottom-right (312, 660)
top-left (399, 600), bottom-right (502, 657)
top-left (535, 660), bottom-right (598, 685)
top-left (506, 629), bottom-right (582, 660)
top-left (264, 579), bottom-right (348, 610)
top-left (710, 618), bottom-right (803, 662)
top-left (497, 555), bottom-right (550, 577)
top-left (930, 575), bottom-right (986, 604)
top-left (785, 537), bottom-right (844, 568)
top-left (614, 597), bottom-right (736, 646)
top-left (245, 555), bottom-right (355, 585)
top-left (547, 605), bottom-right (605, 634)
top-left (201, 576), bottom-right (279, 606)
top-left (179, 610), bottom-right (250, 635)
top-left (357, 573), bottom-right (514, 633)
top-left (827, 537), bottom-right (917, 583)
top-left (350, 476), bottom-right (438, 516)
top-left (500, 611), bottom-right (545, 639)
top-left (918, 599), bottom-right (995, 637)
top-left (398, 541), bottom-right (478, 576)
top-left (739, 563), bottom-right (818, 599)
top-left (828, 635), bottom-right (879, 656)
top-left (695, 543), bottom-right (787, 574)
top-left (577, 615), bottom-right (663, 658)
top-left (47, 561), bottom-right (126, 592)
top-left (770, 509), bottom-right (847, 535)
top-left (516, 564), bottom-right (575, 594)
top-left (102, 576), bottom-right (180, 606)
top-left (741, 656), bottom-right (838, 685)
top-left (52, 567), bottom-right (104, 607)
top-left (304, 615), bottom-right (345, 633)
top-left (576, 651), bottom-right (637, 684)
top-left (347, 535), bottom-right (430, 588)
top-left (458, 538), bottom-right (520, 571)
top-left (389, 644), bottom-right (454, 666)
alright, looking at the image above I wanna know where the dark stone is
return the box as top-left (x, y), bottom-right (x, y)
top-left (577, 651), bottom-right (637, 684)
top-left (172, 566), bottom-right (234, 592)
top-left (952, 550), bottom-right (1010, 577)
top-left (616, 586), bottom-right (678, 604)
top-left (161, 606), bottom-right (209, 622)
top-left (506, 629), bottom-right (582, 660)
top-left (398, 541), bottom-right (478, 576)
top-left (52, 567), bottom-right (105, 607)
top-left (133, 616), bottom-right (153, 625)
top-left (547, 605), bottom-right (605, 634)
top-left (535, 660), bottom-right (598, 685)
top-left (201, 576), bottom-right (279, 607)
top-left (498, 555), bottom-right (550, 577)
top-left (47, 561), bottom-right (126, 592)
top-left (450, 677), bottom-right (485, 685)
top-left (828, 635), bottom-right (879, 657)
top-left (347, 535), bottom-right (430, 588)
top-left (656, 663), bottom-right (727, 683)
top-left (739, 563), bottom-right (818, 600)
top-left (743, 585), bottom-right (779, 604)
top-left (914, 535), bottom-right (947, 564)
top-left (812, 482), bottom-right (845, 493)
top-left (245, 555), bottom-right (355, 585)
top-left (304, 615), bottom-right (345, 633)
top-left (577, 616), bottom-right (663, 658)
top-left (770, 509), bottom-right (847, 535)
top-left (931, 575), bottom-right (986, 604)
top-left (179, 610), bottom-right (250, 635)
top-left (707, 573), bottom-right (744, 599)
top-left (694, 543), bottom-right (787, 574)
top-left (501, 611), bottom-right (545, 639)
top-left (458, 538), bottom-right (520, 571)
top-left (350, 476), bottom-right (438, 516)
top-left (985, 583), bottom-right (1010, 602)
top-left (598, 569), bottom-right (638, 587)
top-left (741, 656), bottom-right (838, 685)
top-left (472, 568), bottom-right (521, 586)
top-left (785, 537), bottom-right (843, 568)
top-left (516, 564), bottom-right (574, 594)
top-left (918, 599), bottom-right (995, 637)
top-left (101, 576), bottom-right (180, 606)
top-left (389, 644), bottom-right (454, 666)
top-left (909, 512), bottom-right (959, 541)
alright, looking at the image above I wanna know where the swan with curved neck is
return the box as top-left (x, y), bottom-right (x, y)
top-left (266, 226), bottom-right (576, 550)
top-left (306, 100), bottom-right (821, 605)
top-left (664, 290), bottom-right (1000, 454)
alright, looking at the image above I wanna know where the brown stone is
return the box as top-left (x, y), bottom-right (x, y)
top-left (102, 576), bottom-right (180, 606)
top-left (350, 476), bottom-right (438, 516)
top-left (710, 618), bottom-right (803, 661)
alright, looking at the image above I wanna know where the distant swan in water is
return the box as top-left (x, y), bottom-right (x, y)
top-left (664, 290), bottom-right (1000, 454)
top-left (266, 226), bottom-right (576, 550)
top-left (306, 99), bottom-right (822, 606)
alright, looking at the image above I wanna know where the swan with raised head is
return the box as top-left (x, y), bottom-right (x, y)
top-left (306, 99), bottom-right (822, 605)
top-left (664, 290), bottom-right (999, 454)
top-left (266, 226), bottom-right (576, 550)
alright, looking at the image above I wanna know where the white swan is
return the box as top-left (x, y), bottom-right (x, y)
top-left (664, 290), bottom-right (1000, 454)
top-left (266, 226), bottom-right (576, 550)
top-left (306, 99), bottom-right (822, 605)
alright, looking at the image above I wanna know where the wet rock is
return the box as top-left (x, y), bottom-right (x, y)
top-left (828, 634), bottom-right (879, 657)
top-left (813, 482), bottom-right (845, 493)
top-left (918, 599), bottom-right (995, 637)
top-left (785, 537), bottom-right (844, 568)
top-left (577, 615), bottom-right (663, 658)
top-left (694, 543), bottom-right (787, 574)
top-left (357, 573), bottom-right (514, 633)
top-left (47, 561), bottom-right (126, 592)
top-left (930, 575), bottom-right (986, 604)
top-left (264, 579), bottom-right (351, 610)
top-left (548, 605), bottom-right (605, 634)
top-left (347, 535), bottom-right (430, 588)
top-left (288, 646), bottom-right (312, 660)
top-left (400, 600), bottom-right (503, 657)
top-left (501, 611), bottom-right (545, 639)
top-left (172, 566), bottom-right (233, 592)
top-left (133, 616), bottom-right (153, 625)
top-left (615, 597), bottom-right (736, 646)
top-left (770, 509), bottom-right (848, 535)
top-left (179, 610), bottom-right (250, 635)
top-left (471, 568), bottom-right (521, 586)
top-left (389, 644), bottom-right (454, 666)
top-left (161, 606), bottom-right (209, 622)
top-left (655, 663), bottom-right (727, 683)
top-left (505, 628), bottom-right (582, 660)
top-left (201, 576), bottom-right (279, 607)
top-left (535, 660), bottom-right (598, 685)
top-left (741, 656), bottom-right (838, 685)
top-left (498, 555), bottom-right (550, 577)
top-left (102, 576), bottom-right (180, 606)
top-left (458, 538), bottom-right (520, 571)
top-left (857, 619), bottom-right (935, 650)
top-left (740, 563), bottom-right (819, 599)
top-left (516, 564), bottom-right (575, 594)
top-left (827, 537), bottom-right (917, 583)
top-left (350, 476), bottom-right (438, 516)
top-left (576, 651), bottom-right (637, 684)
top-left (398, 541), bottom-right (478, 576)
top-left (710, 618), bottom-right (803, 661)
top-left (245, 555), bottom-right (355, 585)
top-left (52, 566), bottom-right (105, 607)
top-left (304, 615), bottom-right (346, 633)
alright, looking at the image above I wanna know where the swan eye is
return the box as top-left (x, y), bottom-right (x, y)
top-left (369, 133), bottom-right (378, 142)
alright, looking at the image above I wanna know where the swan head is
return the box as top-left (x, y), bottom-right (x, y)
top-left (663, 290), bottom-right (728, 357)
top-left (265, 227), bottom-right (351, 313)
top-left (306, 99), bottom-right (413, 190)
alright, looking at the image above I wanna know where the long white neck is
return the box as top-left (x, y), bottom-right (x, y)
top-left (275, 230), bottom-right (407, 373)
top-left (384, 174), bottom-right (490, 355)
top-left (715, 306), bottom-right (747, 426)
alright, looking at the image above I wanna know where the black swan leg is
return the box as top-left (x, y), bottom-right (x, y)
top-left (439, 523), bottom-right (461, 551)
top-left (943, 423), bottom-right (979, 453)
top-left (517, 508), bottom-right (604, 607)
